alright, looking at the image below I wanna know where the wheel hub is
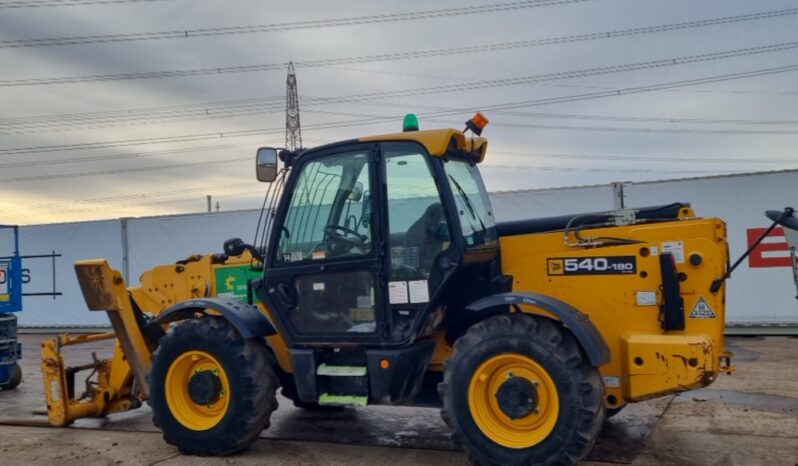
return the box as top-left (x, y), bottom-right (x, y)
top-left (188, 370), bottom-right (222, 405)
top-left (495, 376), bottom-right (538, 420)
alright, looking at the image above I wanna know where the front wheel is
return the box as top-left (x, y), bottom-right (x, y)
top-left (149, 317), bottom-right (279, 455)
top-left (439, 314), bottom-right (605, 466)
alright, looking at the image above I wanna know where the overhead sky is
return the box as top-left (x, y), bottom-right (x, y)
top-left (0, 0), bottom-right (796, 225)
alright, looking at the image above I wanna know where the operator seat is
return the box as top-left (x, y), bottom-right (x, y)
top-left (403, 202), bottom-right (447, 276)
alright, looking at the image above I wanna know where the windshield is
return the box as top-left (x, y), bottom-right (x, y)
top-left (277, 150), bottom-right (372, 263)
top-left (444, 158), bottom-right (497, 248)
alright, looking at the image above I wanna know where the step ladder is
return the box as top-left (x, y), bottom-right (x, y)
top-left (316, 363), bottom-right (369, 407)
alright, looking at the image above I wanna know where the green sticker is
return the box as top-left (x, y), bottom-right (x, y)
top-left (214, 265), bottom-right (262, 302)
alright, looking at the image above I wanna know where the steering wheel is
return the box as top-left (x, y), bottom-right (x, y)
top-left (324, 224), bottom-right (367, 253)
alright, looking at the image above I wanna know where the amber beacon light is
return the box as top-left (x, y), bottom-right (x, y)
top-left (465, 112), bottom-right (489, 135)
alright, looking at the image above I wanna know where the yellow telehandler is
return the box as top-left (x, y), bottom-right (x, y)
top-left (42, 114), bottom-right (738, 466)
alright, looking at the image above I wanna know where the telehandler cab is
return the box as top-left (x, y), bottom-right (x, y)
top-left (42, 114), bottom-right (734, 466)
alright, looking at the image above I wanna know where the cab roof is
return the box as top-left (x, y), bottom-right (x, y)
top-left (360, 128), bottom-right (488, 162)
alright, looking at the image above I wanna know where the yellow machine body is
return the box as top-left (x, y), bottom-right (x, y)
top-left (495, 212), bottom-right (731, 407)
top-left (41, 126), bottom-right (732, 428)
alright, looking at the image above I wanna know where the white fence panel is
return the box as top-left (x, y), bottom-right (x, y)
top-left (126, 210), bottom-right (261, 283)
top-left (491, 185), bottom-right (616, 221)
top-left (18, 220), bottom-right (123, 327)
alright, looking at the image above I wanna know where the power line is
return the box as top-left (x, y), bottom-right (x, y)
top-left (475, 110), bottom-right (798, 126)
top-left (0, 0), bottom-right (166, 8)
top-left (0, 119), bottom-right (372, 156)
top-left (3, 59), bottom-right (797, 162)
top-left (4, 133), bottom-right (791, 172)
top-left (29, 182), bottom-right (256, 208)
top-left (0, 137), bottom-right (331, 169)
top-left (0, 0), bottom-right (592, 49)
top-left (481, 164), bottom-right (740, 174)
top-left (3, 8), bottom-right (795, 87)
top-left (2, 39), bottom-right (797, 140)
top-left (0, 157), bottom-right (251, 182)
top-left (334, 64), bottom-right (798, 97)
top-left (489, 150), bottom-right (798, 165)
top-left (7, 80), bottom-right (798, 137)
top-left (473, 64), bottom-right (798, 112)
top-left (0, 96), bottom-right (285, 134)
top-left (6, 88), bottom-right (798, 137)
top-left (0, 142), bottom-right (254, 169)
top-left (0, 153), bottom-right (745, 185)
top-left (431, 118), bottom-right (798, 135)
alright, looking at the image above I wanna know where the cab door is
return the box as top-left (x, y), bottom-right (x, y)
top-left (380, 142), bottom-right (458, 343)
top-left (262, 144), bottom-right (384, 343)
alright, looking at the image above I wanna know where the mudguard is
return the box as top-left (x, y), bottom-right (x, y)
top-left (466, 292), bottom-right (611, 367)
top-left (152, 297), bottom-right (277, 338)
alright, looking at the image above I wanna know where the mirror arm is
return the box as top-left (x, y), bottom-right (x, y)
top-left (710, 208), bottom-right (793, 294)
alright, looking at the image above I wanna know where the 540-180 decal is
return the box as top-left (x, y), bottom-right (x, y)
top-left (547, 256), bottom-right (637, 275)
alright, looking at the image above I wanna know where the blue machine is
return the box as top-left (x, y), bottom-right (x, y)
top-left (0, 225), bottom-right (22, 389)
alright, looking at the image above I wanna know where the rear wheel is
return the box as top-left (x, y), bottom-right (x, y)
top-left (149, 317), bottom-right (279, 455)
top-left (0, 362), bottom-right (22, 390)
top-left (439, 314), bottom-right (604, 466)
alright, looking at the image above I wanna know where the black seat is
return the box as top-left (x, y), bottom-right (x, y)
top-left (403, 203), bottom-right (447, 274)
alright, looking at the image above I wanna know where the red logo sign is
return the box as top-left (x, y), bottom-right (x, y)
top-left (747, 227), bottom-right (792, 268)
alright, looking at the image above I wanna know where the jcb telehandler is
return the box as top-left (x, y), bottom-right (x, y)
top-left (42, 114), bottom-right (736, 466)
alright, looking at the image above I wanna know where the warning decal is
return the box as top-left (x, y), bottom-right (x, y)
top-left (689, 296), bottom-right (716, 319)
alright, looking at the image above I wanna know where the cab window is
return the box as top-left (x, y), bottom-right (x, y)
top-left (277, 150), bottom-right (372, 263)
top-left (384, 144), bottom-right (450, 281)
top-left (444, 158), bottom-right (497, 248)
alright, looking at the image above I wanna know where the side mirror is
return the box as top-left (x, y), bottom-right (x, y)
top-left (256, 147), bottom-right (278, 182)
top-left (766, 208), bottom-right (798, 232)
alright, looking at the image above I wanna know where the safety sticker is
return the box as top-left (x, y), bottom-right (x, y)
top-left (689, 296), bottom-right (716, 319)
top-left (547, 256), bottom-right (636, 275)
top-left (662, 241), bottom-right (685, 264)
top-left (408, 280), bottom-right (429, 303)
top-left (312, 251), bottom-right (326, 260)
top-left (635, 291), bottom-right (657, 306)
top-left (313, 282), bottom-right (325, 292)
top-left (388, 281), bottom-right (408, 304)
top-left (602, 376), bottom-right (620, 388)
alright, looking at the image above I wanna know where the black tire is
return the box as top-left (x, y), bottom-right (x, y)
top-left (0, 362), bottom-right (22, 390)
top-left (149, 317), bottom-right (279, 455)
top-left (439, 314), bottom-right (605, 466)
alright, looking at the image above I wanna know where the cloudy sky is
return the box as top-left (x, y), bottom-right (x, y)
top-left (0, 0), bottom-right (796, 225)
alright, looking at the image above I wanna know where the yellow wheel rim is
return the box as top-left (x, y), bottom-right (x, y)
top-left (468, 353), bottom-right (559, 449)
top-left (165, 350), bottom-right (230, 431)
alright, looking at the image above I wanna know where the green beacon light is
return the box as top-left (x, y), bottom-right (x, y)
top-left (402, 113), bottom-right (419, 132)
